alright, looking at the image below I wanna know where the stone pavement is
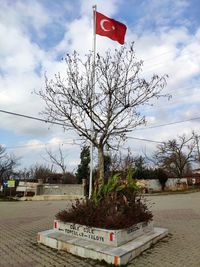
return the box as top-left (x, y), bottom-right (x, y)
top-left (0, 192), bottom-right (200, 267)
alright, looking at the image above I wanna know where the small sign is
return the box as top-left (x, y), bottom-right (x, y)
top-left (7, 180), bottom-right (15, 188)
top-left (3, 179), bottom-right (7, 186)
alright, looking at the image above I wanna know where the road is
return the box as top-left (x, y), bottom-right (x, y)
top-left (0, 192), bottom-right (200, 266)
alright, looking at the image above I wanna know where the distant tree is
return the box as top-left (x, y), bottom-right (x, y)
top-left (38, 43), bottom-right (168, 186)
top-left (132, 155), bottom-right (168, 190)
top-left (192, 131), bottom-right (200, 166)
top-left (30, 164), bottom-right (53, 183)
top-left (103, 154), bottom-right (112, 182)
top-left (0, 145), bottom-right (19, 185)
top-left (62, 172), bottom-right (77, 184)
top-left (107, 153), bottom-right (122, 175)
top-left (133, 156), bottom-right (147, 179)
top-left (45, 145), bottom-right (67, 173)
top-left (154, 135), bottom-right (196, 178)
top-left (153, 168), bottom-right (168, 191)
top-left (106, 151), bottom-right (135, 179)
top-left (17, 168), bottom-right (31, 181)
top-left (76, 146), bottom-right (90, 184)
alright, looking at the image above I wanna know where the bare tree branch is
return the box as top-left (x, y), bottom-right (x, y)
top-left (0, 145), bottom-right (19, 184)
top-left (45, 145), bottom-right (67, 173)
top-left (153, 134), bottom-right (196, 178)
top-left (38, 43), bottom-right (168, 184)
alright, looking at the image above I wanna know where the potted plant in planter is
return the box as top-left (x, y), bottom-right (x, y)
top-left (54, 170), bottom-right (153, 246)
top-left (37, 168), bottom-right (168, 266)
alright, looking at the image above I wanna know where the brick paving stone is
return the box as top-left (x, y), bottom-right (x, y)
top-left (1, 193), bottom-right (200, 266)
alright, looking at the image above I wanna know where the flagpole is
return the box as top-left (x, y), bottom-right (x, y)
top-left (89, 5), bottom-right (97, 199)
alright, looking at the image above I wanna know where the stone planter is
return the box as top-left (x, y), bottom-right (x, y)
top-left (53, 220), bottom-right (153, 247)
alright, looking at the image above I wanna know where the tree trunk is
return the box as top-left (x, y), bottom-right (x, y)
top-left (98, 145), bottom-right (104, 186)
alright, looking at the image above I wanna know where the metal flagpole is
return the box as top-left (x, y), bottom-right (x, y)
top-left (89, 5), bottom-right (97, 198)
top-left (89, 5), bottom-right (97, 199)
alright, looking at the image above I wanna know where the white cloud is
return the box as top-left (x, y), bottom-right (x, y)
top-left (137, 0), bottom-right (189, 30)
top-left (15, 1), bottom-right (51, 35)
top-left (0, 24), bottom-right (43, 74)
top-left (55, 16), bottom-right (92, 56)
top-left (26, 139), bottom-right (43, 149)
top-left (80, 0), bottom-right (121, 16)
top-left (0, 0), bottom-right (51, 38)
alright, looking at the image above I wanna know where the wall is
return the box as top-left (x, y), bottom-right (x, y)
top-left (16, 181), bottom-right (38, 193)
top-left (36, 180), bottom-right (86, 197)
top-left (139, 178), bottom-right (188, 192)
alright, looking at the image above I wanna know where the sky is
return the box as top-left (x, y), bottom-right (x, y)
top-left (0, 0), bottom-right (200, 173)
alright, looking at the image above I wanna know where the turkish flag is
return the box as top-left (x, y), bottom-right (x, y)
top-left (96, 11), bottom-right (127, 45)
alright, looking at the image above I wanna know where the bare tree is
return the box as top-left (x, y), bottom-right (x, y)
top-left (192, 131), bottom-right (200, 165)
top-left (0, 145), bottom-right (19, 184)
top-left (154, 135), bottom-right (196, 178)
top-left (28, 164), bottom-right (53, 183)
top-left (109, 149), bottom-right (135, 177)
top-left (38, 43), bottom-right (168, 185)
top-left (45, 145), bottom-right (67, 173)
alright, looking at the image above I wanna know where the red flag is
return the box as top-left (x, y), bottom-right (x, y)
top-left (95, 11), bottom-right (127, 45)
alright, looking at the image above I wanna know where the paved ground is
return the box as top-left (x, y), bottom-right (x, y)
top-left (0, 192), bottom-right (200, 267)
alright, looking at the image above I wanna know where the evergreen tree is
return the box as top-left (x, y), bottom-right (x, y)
top-left (76, 146), bottom-right (90, 184)
top-left (133, 156), bottom-right (147, 179)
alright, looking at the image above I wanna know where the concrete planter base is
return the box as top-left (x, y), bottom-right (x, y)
top-left (54, 220), bottom-right (154, 247)
top-left (37, 225), bottom-right (168, 265)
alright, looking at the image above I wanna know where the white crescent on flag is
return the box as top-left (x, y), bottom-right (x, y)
top-left (96, 11), bottom-right (127, 44)
top-left (100, 19), bottom-right (115, 32)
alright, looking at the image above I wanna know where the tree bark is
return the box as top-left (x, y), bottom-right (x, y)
top-left (98, 145), bottom-right (104, 186)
